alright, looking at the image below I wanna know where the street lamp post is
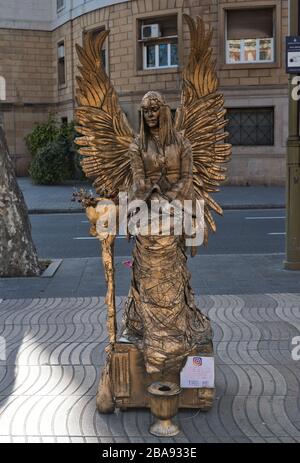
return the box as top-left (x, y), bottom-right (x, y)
top-left (284, 0), bottom-right (300, 270)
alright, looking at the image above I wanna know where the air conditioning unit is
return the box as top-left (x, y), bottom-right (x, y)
top-left (141, 24), bottom-right (161, 40)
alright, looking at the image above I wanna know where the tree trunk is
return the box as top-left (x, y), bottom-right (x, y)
top-left (0, 127), bottom-right (40, 276)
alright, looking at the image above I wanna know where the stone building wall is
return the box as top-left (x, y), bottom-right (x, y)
top-left (0, 28), bottom-right (54, 173)
top-left (0, 0), bottom-right (289, 184)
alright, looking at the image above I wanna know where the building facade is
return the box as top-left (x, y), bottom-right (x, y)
top-left (0, 0), bottom-right (289, 184)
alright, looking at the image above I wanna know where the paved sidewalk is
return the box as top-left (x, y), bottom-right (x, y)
top-left (1, 254), bottom-right (299, 299)
top-left (0, 293), bottom-right (299, 443)
top-left (17, 177), bottom-right (285, 213)
top-left (17, 178), bottom-right (87, 213)
top-left (0, 179), bottom-right (296, 443)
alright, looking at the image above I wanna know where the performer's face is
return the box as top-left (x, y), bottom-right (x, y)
top-left (142, 99), bottom-right (160, 128)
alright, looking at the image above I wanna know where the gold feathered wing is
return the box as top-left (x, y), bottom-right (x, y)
top-left (75, 30), bottom-right (135, 197)
top-left (175, 15), bottom-right (232, 241)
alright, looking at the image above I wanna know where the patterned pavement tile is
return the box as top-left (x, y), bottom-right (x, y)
top-left (0, 294), bottom-right (299, 443)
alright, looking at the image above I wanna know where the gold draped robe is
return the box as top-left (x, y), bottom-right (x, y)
top-left (122, 132), bottom-right (212, 374)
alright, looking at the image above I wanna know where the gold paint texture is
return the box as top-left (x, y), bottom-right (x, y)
top-left (75, 16), bottom-right (231, 375)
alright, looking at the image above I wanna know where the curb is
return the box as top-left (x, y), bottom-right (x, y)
top-left (40, 259), bottom-right (62, 278)
top-left (28, 208), bottom-right (84, 214)
top-left (28, 204), bottom-right (285, 214)
top-left (222, 204), bottom-right (285, 210)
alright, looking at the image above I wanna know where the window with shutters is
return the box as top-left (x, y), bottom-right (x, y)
top-left (137, 15), bottom-right (178, 70)
top-left (226, 8), bottom-right (275, 64)
top-left (57, 41), bottom-right (66, 87)
top-left (227, 108), bottom-right (274, 146)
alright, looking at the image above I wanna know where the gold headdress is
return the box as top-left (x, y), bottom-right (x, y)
top-left (140, 91), bottom-right (177, 150)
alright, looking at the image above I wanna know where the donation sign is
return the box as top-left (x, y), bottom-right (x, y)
top-left (180, 356), bottom-right (215, 388)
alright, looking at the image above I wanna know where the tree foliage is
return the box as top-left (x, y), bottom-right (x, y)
top-left (26, 115), bottom-right (85, 184)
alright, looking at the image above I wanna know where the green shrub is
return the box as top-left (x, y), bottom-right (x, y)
top-left (25, 114), bottom-right (59, 159)
top-left (29, 138), bottom-right (70, 185)
top-left (26, 115), bottom-right (86, 184)
top-left (59, 121), bottom-right (85, 180)
top-left (72, 148), bottom-right (86, 180)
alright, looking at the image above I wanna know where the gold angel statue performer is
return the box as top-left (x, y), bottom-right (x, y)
top-left (75, 15), bottom-right (231, 414)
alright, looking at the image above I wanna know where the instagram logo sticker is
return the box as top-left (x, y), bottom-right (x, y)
top-left (192, 357), bottom-right (203, 367)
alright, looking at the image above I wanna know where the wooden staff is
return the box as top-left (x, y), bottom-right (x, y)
top-left (101, 234), bottom-right (117, 344)
top-left (72, 191), bottom-right (118, 345)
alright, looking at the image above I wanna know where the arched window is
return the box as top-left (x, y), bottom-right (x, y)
top-left (0, 76), bottom-right (6, 101)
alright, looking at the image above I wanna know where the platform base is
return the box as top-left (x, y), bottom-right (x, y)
top-left (97, 341), bottom-right (215, 412)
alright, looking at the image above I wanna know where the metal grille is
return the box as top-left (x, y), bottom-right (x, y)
top-left (227, 108), bottom-right (274, 146)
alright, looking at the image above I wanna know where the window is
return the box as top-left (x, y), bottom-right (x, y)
top-left (227, 108), bottom-right (274, 146)
top-left (138, 15), bottom-right (178, 70)
top-left (57, 0), bottom-right (65, 13)
top-left (83, 28), bottom-right (108, 72)
top-left (226, 8), bottom-right (274, 64)
top-left (143, 42), bottom-right (178, 69)
top-left (0, 76), bottom-right (5, 101)
top-left (57, 42), bottom-right (66, 87)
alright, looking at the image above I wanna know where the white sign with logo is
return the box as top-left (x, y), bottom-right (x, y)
top-left (180, 356), bottom-right (214, 388)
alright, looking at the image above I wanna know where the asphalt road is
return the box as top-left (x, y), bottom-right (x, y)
top-left (29, 209), bottom-right (286, 259)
